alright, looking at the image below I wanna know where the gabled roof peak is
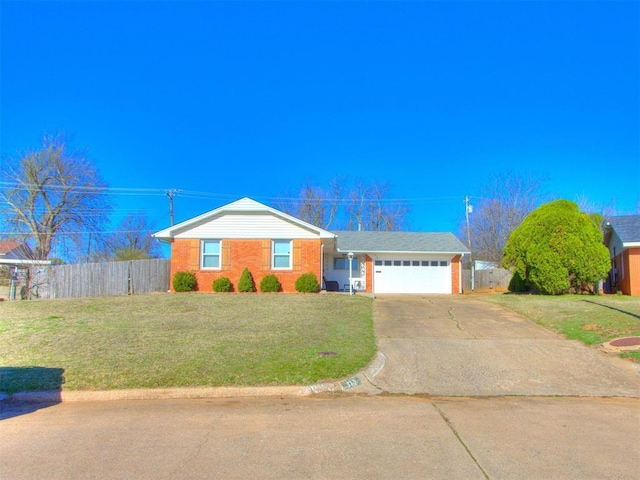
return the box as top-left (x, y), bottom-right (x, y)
top-left (153, 196), bottom-right (336, 240)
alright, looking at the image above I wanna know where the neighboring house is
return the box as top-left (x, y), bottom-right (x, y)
top-left (0, 241), bottom-right (50, 300)
top-left (153, 197), bottom-right (470, 295)
top-left (0, 241), bottom-right (33, 261)
top-left (604, 215), bottom-right (640, 296)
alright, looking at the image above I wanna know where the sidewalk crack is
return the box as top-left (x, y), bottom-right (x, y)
top-left (432, 402), bottom-right (490, 480)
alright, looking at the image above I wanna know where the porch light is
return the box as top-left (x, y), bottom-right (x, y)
top-left (348, 252), bottom-right (354, 295)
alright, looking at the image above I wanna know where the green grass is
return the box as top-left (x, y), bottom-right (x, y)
top-left (482, 294), bottom-right (640, 362)
top-left (0, 293), bottom-right (375, 394)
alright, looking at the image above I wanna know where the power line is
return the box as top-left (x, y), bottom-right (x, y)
top-left (0, 181), bottom-right (469, 205)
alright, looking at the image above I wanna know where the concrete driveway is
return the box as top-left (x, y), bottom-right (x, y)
top-left (372, 295), bottom-right (640, 397)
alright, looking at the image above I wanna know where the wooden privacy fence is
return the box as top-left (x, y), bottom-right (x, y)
top-left (462, 267), bottom-right (512, 293)
top-left (30, 259), bottom-right (170, 299)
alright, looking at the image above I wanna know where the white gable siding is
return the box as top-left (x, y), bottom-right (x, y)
top-left (173, 213), bottom-right (323, 239)
top-left (608, 231), bottom-right (624, 257)
top-left (224, 197), bottom-right (267, 211)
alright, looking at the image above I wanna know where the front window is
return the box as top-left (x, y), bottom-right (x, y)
top-left (202, 240), bottom-right (221, 269)
top-left (273, 240), bottom-right (292, 269)
top-left (334, 257), bottom-right (358, 270)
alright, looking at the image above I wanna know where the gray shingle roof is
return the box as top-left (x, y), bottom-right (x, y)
top-left (606, 215), bottom-right (640, 243)
top-left (334, 231), bottom-right (470, 254)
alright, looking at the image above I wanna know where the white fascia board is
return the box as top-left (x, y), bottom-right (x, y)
top-left (0, 259), bottom-right (52, 266)
top-left (152, 204), bottom-right (229, 240)
top-left (152, 197), bottom-right (336, 240)
top-left (623, 242), bottom-right (640, 248)
top-left (335, 249), bottom-right (468, 255)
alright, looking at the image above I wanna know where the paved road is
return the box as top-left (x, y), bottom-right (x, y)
top-left (2, 295), bottom-right (640, 479)
top-left (372, 295), bottom-right (640, 396)
top-left (2, 396), bottom-right (639, 479)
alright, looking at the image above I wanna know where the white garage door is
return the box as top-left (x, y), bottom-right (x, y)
top-left (373, 257), bottom-right (452, 294)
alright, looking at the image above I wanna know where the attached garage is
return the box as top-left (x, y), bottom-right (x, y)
top-left (373, 256), bottom-right (453, 294)
top-left (331, 231), bottom-right (470, 295)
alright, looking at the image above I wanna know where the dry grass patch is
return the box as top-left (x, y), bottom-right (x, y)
top-left (0, 294), bottom-right (375, 393)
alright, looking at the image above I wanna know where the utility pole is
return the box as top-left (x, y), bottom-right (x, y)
top-left (464, 195), bottom-right (473, 250)
top-left (166, 189), bottom-right (178, 226)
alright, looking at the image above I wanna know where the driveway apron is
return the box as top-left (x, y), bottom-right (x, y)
top-left (372, 295), bottom-right (640, 396)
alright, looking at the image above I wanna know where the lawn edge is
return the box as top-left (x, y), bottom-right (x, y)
top-left (1, 352), bottom-right (388, 403)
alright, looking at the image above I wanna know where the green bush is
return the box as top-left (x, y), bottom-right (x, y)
top-left (238, 267), bottom-right (256, 293)
top-left (259, 274), bottom-right (281, 293)
top-left (173, 271), bottom-right (197, 292)
top-left (212, 277), bottom-right (233, 292)
top-left (502, 199), bottom-right (610, 295)
top-left (295, 272), bottom-right (319, 293)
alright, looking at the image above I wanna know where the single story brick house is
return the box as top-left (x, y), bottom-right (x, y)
top-left (153, 197), bottom-right (470, 294)
top-left (604, 215), bottom-right (640, 296)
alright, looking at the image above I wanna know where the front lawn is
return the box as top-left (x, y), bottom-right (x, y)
top-left (0, 294), bottom-right (375, 394)
top-left (482, 294), bottom-right (640, 362)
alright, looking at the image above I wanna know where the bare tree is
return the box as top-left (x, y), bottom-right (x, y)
top-left (0, 135), bottom-right (110, 260)
top-left (464, 172), bottom-right (546, 263)
top-left (277, 177), bottom-right (343, 230)
top-left (346, 180), bottom-right (408, 231)
top-left (279, 178), bottom-right (408, 231)
top-left (97, 213), bottom-right (162, 261)
top-left (574, 194), bottom-right (619, 222)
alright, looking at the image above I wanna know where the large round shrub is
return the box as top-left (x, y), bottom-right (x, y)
top-left (213, 277), bottom-right (233, 292)
top-left (295, 272), bottom-right (319, 293)
top-left (238, 267), bottom-right (256, 293)
top-left (259, 274), bottom-right (281, 293)
top-left (502, 200), bottom-right (610, 295)
top-left (173, 271), bottom-right (197, 292)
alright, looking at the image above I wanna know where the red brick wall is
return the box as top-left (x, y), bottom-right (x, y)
top-left (451, 255), bottom-right (462, 294)
top-left (629, 248), bottom-right (640, 296)
top-left (618, 248), bottom-right (640, 296)
top-left (364, 255), bottom-right (373, 293)
top-left (169, 238), bottom-right (322, 293)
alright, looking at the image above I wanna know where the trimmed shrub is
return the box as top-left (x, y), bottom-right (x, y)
top-left (260, 274), bottom-right (281, 293)
top-left (237, 267), bottom-right (256, 293)
top-left (173, 271), bottom-right (197, 292)
top-left (213, 277), bottom-right (233, 292)
top-left (295, 272), bottom-right (319, 293)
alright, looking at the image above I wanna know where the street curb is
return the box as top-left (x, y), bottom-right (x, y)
top-left (1, 352), bottom-right (388, 404)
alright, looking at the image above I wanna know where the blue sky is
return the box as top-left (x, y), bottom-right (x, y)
top-left (1, 0), bottom-right (638, 239)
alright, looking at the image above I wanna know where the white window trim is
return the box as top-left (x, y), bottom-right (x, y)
top-left (201, 239), bottom-right (221, 270)
top-left (272, 240), bottom-right (292, 270)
